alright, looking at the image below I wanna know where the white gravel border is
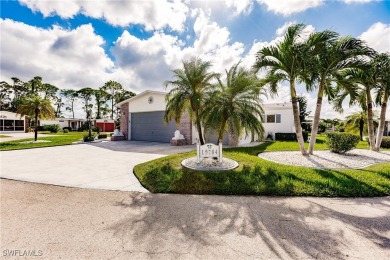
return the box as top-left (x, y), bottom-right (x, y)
top-left (182, 157), bottom-right (239, 171)
top-left (258, 149), bottom-right (390, 169)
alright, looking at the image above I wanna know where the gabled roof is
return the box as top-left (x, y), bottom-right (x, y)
top-left (115, 90), bottom-right (167, 107)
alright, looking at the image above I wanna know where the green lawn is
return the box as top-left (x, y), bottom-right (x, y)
top-left (0, 135), bottom-right (11, 138)
top-left (0, 131), bottom-right (85, 151)
top-left (134, 139), bottom-right (390, 197)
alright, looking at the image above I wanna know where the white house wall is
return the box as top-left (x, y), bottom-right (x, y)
top-left (262, 105), bottom-right (295, 139)
top-left (40, 119), bottom-right (68, 129)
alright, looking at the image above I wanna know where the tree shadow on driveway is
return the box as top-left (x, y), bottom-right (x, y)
top-left (108, 193), bottom-right (390, 259)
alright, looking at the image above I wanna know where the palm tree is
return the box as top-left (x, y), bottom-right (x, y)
top-left (253, 24), bottom-right (309, 155)
top-left (344, 111), bottom-right (367, 141)
top-left (164, 56), bottom-right (219, 145)
top-left (202, 62), bottom-right (265, 145)
top-left (102, 81), bottom-right (123, 119)
top-left (334, 58), bottom-right (380, 151)
top-left (374, 53), bottom-right (390, 150)
top-left (60, 89), bottom-right (78, 118)
top-left (307, 33), bottom-right (372, 154)
top-left (17, 95), bottom-right (55, 141)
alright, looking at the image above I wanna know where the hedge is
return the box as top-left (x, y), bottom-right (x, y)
top-left (275, 132), bottom-right (309, 142)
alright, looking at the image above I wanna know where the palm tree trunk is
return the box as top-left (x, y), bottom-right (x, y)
top-left (194, 110), bottom-right (205, 145)
top-left (217, 121), bottom-right (226, 145)
top-left (359, 118), bottom-right (364, 141)
top-left (308, 82), bottom-right (325, 154)
top-left (111, 97), bottom-right (114, 120)
top-left (366, 90), bottom-right (376, 151)
top-left (375, 93), bottom-right (388, 150)
top-left (72, 101), bottom-right (75, 119)
top-left (291, 81), bottom-right (307, 155)
top-left (34, 109), bottom-right (38, 141)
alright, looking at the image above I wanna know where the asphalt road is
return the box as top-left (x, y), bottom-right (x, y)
top-left (1, 179), bottom-right (389, 259)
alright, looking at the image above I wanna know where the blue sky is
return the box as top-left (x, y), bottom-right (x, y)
top-left (1, 0), bottom-right (389, 118)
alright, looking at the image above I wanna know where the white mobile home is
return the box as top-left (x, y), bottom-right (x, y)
top-left (0, 111), bottom-right (28, 133)
top-left (116, 90), bottom-right (295, 146)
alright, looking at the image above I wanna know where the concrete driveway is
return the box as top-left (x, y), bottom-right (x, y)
top-left (0, 141), bottom-right (195, 192)
top-left (1, 179), bottom-right (389, 259)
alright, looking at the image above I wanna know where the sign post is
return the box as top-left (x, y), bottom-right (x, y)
top-left (197, 142), bottom-right (223, 163)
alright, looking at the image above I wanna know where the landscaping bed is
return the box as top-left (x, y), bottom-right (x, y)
top-left (134, 141), bottom-right (390, 197)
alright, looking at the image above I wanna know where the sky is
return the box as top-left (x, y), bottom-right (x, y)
top-left (1, 0), bottom-right (389, 119)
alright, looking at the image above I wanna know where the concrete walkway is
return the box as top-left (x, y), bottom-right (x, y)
top-left (1, 179), bottom-right (389, 260)
top-left (0, 141), bottom-right (195, 192)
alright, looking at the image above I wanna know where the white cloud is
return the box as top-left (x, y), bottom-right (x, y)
top-left (19, 0), bottom-right (189, 31)
top-left (0, 19), bottom-right (114, 91)
top-left (359, 22), bottom-right (390, 53)
top-left (256, 0), bottom-right (323, 16)
top-left (224, 0), bottom-right (253, 15)
top-left (110, 9), bottom-right (245, 91)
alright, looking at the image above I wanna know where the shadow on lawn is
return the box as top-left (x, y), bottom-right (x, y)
top-left (108, 193), bottom-right (390, 259)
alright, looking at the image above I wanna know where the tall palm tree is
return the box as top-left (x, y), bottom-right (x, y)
top-left (164, 56), bottom-right (219, 145)
top-left (334, 58), bottom-right (380, 151)
top-left (17, 95), bottom-right (55, 141)
top-left (102, 81), bottom-right (123, 119)
top-left (307, 33), bottom-right (372, 154)
top-left (253, 24), bottom-right (309, 155)
top-left (60, 89), bottom-right (78, 118)
top-left (374, 53), bottom-right (390, 150)
top-left (202, 62), bottom-right (265, 145)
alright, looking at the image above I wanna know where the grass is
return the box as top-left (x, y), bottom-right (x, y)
top-left (0, 131), bottom-right (85, 151)
top-left (134, 138), bottom-right (390, 197)
top-left (0, 135), bottom-right (11, 138)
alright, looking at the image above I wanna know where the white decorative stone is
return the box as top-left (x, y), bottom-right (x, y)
top-left (182, 157), bottom-right (239, 171)
top-left (113, 129), bottom-right (124, 137)
top-left (172, 130), bottom-right (185, 140)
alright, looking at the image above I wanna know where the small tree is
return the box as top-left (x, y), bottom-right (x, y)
top-left (78, 87), bottom-right (95, 138)
top-left (17, 95), bottom-right (55, 141)
top-left (60, 89), bottom-right (78, 119)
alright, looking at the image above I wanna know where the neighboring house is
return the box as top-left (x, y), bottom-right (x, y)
top-left (40, 118), bottom-right (115, 132)
top-left (0, 111), bottom-right (28, 133)
top-left (262, 103), bottom-right (295, 139)
top-left (116, 90), bottom-right (296, 146)
top-left (40, 118), bottom-right (85, 130)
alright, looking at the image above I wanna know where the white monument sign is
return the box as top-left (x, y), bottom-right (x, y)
top-left (197, 142), bottom-right (223, 163)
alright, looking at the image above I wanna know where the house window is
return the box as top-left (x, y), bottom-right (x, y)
top-left (264, 114), bottom-right (281, 123)
top-left (267, 115), bottom-right (275, 123)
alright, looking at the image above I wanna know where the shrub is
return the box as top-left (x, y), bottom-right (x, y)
top-left (63, 129), bottom-right (69, 133)
top-left (46, 124), bottom-right (60, 133)
top-left (83, 133), bottom-right (97, 142)
top-left (380, 137), bottom-right (390, 148)
top-left (63, 127), bottom-right (72, 132)
top-left (92, 126), bottom-right (102, 134)
top-left (325, 132), bottom-right (359, 153)
top-left (275, 132), bottom-right (309, 142)
top-left (98, 133), bottom-right (110, 139)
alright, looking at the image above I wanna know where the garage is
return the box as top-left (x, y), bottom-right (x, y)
top-left (131, 111), bottom-right (177, 142)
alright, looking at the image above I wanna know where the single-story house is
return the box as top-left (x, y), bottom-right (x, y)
top-left (0, 111), bottom-right (28, 133)
top-left (40, 118), bottom-right (86, 131)
top-left (116, 90), bottom-right (295, 146)
top-left (40, 118), bottom-right (115, 132)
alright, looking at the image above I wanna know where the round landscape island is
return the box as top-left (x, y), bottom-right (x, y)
top-left (181, 157), bottom-right (239, 171)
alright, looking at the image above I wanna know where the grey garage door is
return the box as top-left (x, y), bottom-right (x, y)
top-left (131, 111), bottom-right (177, 142)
